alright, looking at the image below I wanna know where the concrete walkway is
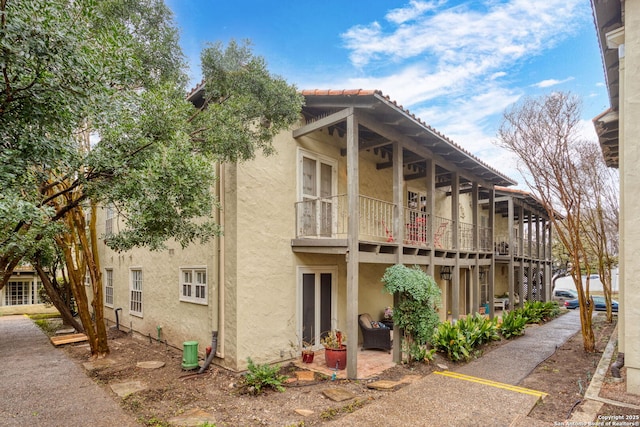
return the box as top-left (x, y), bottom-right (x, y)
top-left (329, 310), bottom-right (583, 427)
top-left (0, 315), bottom-right (138, 427)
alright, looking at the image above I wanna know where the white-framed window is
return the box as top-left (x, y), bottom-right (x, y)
top-left (84, 267), bottom-right (91, 287)
top-left (105, 269), bottom-right (114, 307)
top-left (130, 269), bottom-right (143, 316)
top-left (4, 281), bottom-right (29, 306)
top-left (105, 205), bottom-right (115, 236)
top-left (180, 267), bottom-right (207, 305)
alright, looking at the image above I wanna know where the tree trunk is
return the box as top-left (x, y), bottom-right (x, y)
top-left (34, 263), bottom-right (84, 333)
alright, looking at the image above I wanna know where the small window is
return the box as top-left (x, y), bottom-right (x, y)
top-left (180, 268), bottom-right (207, 305)
top-left (130, 269), bottom-right (143, 316)
top-left (105, 269), bottom-right (114, 307)
top-left (105, 205), bottom-right (115, 236)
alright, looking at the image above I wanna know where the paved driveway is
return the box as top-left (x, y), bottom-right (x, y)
top-left (0, 315), bottom-right (138, 427)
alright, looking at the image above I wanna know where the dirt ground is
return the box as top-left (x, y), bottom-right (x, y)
top-left (54, 312), bottom-right (636, 426)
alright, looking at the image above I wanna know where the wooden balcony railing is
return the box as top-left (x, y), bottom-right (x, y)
top-left (295, 195), bottom-right (490, 252)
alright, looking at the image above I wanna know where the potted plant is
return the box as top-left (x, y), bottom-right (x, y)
top-left (301, 340), bottom-right (315, 363)
top-left (321, 330), bottom-right (347, 370)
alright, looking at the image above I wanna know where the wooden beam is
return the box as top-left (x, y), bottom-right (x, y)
top-left (356, 111), bottom-right (498, 189)
top-left (50, 333), bottom-right (88, 346)
top-left (293, 108), bottom-right (352, 138)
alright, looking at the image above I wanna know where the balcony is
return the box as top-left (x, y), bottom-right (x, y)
top-left (294, 195), bottom-right (491, 254)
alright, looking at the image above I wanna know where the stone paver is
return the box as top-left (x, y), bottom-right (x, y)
top-left (109, 380), bottom-right (147, 397)
top-left (323, 387), bottom-right (357, 402)
top-left (168, 408), bottom-right (216, 426)
top-left (367, 379), bottom-right (402, 390)
top-left (136, 360), bottom-right (165, 369)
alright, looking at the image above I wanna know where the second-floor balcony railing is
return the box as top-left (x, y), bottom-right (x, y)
top-left (295, 194), bottom-right (394, 241)
top-left (295, 195), bottom-right (491, 252)
top-left (495, 233), bottom-right (546, 258)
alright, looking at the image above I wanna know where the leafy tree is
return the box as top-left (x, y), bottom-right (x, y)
top-left (1, 0), bottom-right (303, 357)
top-left (497, 92), bottom-right (598, 352)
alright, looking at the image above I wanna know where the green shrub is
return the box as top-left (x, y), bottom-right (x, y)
top-left (432, 321), bottom-right (473, 362)
top-left (456, 313), bottom-right (500, 347)
top-left (500, 310), bottom-right (528, 339)
top-left (521, 300), bottom-right (561, 324)
top-left (243, 358), bottom-right (287, 395)
top-left (404, 341), bottom-right (437, 364)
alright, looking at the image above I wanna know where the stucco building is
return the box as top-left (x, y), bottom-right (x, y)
top-left (96, 89), bottom-right (554, 379)
top-left (591, 0), bottom-right (639, 394)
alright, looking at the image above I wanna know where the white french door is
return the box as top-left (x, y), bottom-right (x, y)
top-left (299, 150), bottom-right (337, 237)
top-left (299, 267), bottom-right (337, 349)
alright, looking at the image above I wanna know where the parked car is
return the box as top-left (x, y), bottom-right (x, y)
top-left (553, 289), bottom-right (578, 305)
top-left (564, 296), bottom-right (618, 312)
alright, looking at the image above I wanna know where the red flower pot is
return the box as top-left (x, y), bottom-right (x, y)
top-left (301, 351), bottom-right (314, 363)
top-left (324, 346), bottom-right (347, 370)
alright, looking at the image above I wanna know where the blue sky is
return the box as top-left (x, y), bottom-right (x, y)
top-left (167, 0), bottom-right (608, 187)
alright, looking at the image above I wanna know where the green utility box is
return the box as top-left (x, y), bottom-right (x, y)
top-left (181, 341), bottom-right (199, 370)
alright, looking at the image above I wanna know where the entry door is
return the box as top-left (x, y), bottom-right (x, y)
top-left (300, 269), bottom-right (335, 348)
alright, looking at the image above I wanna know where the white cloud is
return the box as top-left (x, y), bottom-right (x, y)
top-left (342, 0), bottom-right (586, 68)
top-left (533, 77), bottom-right (575, 88)
top-left (386, 0), bottom-right (445, 24)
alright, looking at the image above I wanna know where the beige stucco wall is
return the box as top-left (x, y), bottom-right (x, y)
top-left (98, 206), bottom-right (219, 360)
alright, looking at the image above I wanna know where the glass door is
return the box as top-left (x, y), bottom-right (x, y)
top-left (300, 269), bottom-right (335, 348)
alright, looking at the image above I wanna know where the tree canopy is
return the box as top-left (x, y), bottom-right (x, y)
top-left (1, 0), bottom-right (304, 356)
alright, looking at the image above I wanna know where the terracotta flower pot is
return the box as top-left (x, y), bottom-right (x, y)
top-left (301, 351), bottom-right (314, 363)
top-left (324, 346), bottom-right (347, 370)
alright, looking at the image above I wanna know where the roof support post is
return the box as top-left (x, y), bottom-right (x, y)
top-left (426, 158), bottom-right (435, 260)
top-left (451, 172), bottom-right (460, 318)
top-left (508, 197), bottom-right (515, 310)
top-left (392, 140), bottom-right (404, 364)
top-left (488, 188), bottom-right (496, 319)
top-left (525, 207), bottom-right (531, 303)
top-left (472, 182), bottom-right (479, 312)
top-left (345, 110), bottom-right (359, 380)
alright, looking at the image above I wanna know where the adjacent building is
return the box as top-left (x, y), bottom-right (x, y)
top-left (591, 0), bottom-right (639, 394)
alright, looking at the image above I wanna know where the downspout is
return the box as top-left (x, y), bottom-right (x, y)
top-left (216, 163), bottom-right (225, 359)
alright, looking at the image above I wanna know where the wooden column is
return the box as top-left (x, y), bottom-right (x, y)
top-left (526, 208), bottom-right (532, 303)
top-left (425, 158), bottom-right (435, 277)
top-left (507, 197), bottom-right (515, 310)
top-left (392, 140), bottom-right (404, 364)
top-left (451, 172), bottom-right (460, 319)
top-left (472, 183), bottom-right (479, 313)
top-left (345, 110), bottom-right (359, 379)
top-left (488, 188), bottom-right (496, 318)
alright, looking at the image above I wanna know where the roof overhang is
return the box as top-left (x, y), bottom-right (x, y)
top-left (590, 0), bottom-right (623, 168)
top-left (299, 89), bottom-right (517, 188)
